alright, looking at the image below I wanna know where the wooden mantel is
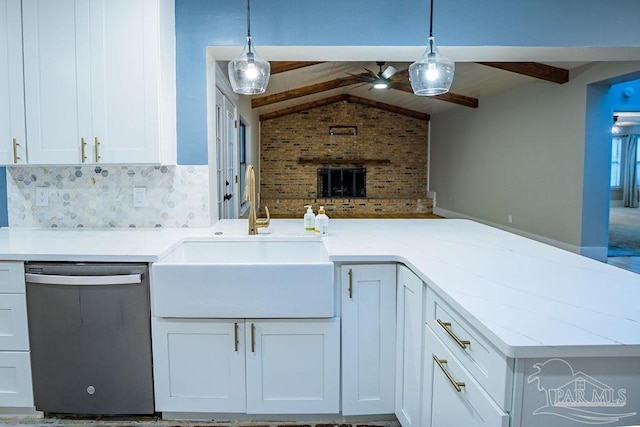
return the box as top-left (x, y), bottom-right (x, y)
top-left (298, 157), bottom-right (391, 165)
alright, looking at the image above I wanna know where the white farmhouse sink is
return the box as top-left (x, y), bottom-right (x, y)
top-left (151, 239), bottom-right (334, 318)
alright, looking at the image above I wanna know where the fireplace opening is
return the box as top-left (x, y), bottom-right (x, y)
top-left (317, 167), bottom-right (366, 198)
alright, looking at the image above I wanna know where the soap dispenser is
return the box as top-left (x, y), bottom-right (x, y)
top-left (315, 206), bottom-right (329, 236)
top-left (303, 205), bottom-right (315, 234)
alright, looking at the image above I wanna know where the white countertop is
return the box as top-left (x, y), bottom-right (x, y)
top-left (2, 219), bottom-right (639, 359)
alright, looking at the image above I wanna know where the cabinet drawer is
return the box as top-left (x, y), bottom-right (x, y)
top-left (0, 294), bottom-right (30, 351)
top-left (0, 262), bottom-right (25, 293)
top-left (423, 325), bottom-right (509, 427)
top-left (425, 289), bottom-right (512, 410)
top-left (0, 351), bottom-right (34, 407)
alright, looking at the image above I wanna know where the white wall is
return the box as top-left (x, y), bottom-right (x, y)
top-left (430, 61), bottom-right (640, 255)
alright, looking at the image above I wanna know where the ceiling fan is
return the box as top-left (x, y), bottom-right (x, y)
top-left (347, 62), bottom-right (408, 90)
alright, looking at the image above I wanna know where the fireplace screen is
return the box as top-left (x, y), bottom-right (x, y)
top-left (317, 168), bottom-right (366, 198)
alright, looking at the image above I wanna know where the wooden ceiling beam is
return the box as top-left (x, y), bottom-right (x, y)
top-left (259, 94), bottom-right (430, 122)
top-left (252, 73), bottom-right (369, 108)
top-left (477, 62), bottom-right (569, 84)
top-left (270, 61), bottom-right (324, 74)
top-left (394, 85), bottom-right (479, 108)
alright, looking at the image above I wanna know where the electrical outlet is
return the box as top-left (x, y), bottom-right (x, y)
top-left (133, 187), bottom-right (147, 208)
top-left (36, 187), bottom-right (49, 207)
top-left (508, 214), bottom-right (513, 224)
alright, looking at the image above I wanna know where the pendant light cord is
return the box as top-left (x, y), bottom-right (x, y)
top-left (429, 0), bottom-right (434, 37)
top-left (247, 0), bottom-right (251, 38)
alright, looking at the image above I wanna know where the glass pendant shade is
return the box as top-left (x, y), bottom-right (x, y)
top-left (409, 36), bottom-right (455, 96)
top-left (228, 36), bottom-right (270, 95)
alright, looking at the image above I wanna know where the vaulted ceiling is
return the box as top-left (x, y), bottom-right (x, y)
top-left (245, 61), bottom-right (589, 121)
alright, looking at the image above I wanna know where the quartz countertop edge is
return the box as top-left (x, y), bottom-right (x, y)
top-left (2, 218), bottom-right (639, 359)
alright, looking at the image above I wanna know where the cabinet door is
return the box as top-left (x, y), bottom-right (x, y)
top-left (341, 264), bottom-right (396, 415)
top-left (22, 0), bottom-right (91, 164)
top-left (0, 262), bottom-right (25, 294)
top-left (395, 265), bottom-right (424, 427)
top-left (0, 352), bottom-right (33, 407)
top-left (0, 0), bottom-right (26, 165)
top-left (152, 318), bottom-right (246, 413)
top-left (423, 325), bottom-right (509, 427)
top-left (88, 0), bottom-right (163, 164)
top-left (246, 318), bottom-right (340, 414)
top-left (0, 294), bottom-right (29, 351)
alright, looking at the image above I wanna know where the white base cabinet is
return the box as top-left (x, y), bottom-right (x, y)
top-left (423, 325), bottom-right (509, 427)
top-left (246, 319), bottom-right (340, 414)
top-left (152, 318), bottom-right (246, 413)
top-left (395, 265), bottom-right (424, 427)
top-left (340, 264), bottom-right (396, 416)
top-left (152, 317), bottom-right (340, 415)
top-left (0, 262), bottom-right (33, 408)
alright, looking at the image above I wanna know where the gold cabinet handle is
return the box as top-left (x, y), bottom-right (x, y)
top-left (437, 318), bottom-right (471, 349)
top-left (251, 323), bottom-right (255, 353)
top-left (348, 268), bottom-right (353, 298)
top-left (12, 138), bottom-right (20, 164)
top-left (94, 137), bottom-right (101, 162)
top-left (433, 354), bottom-right (465, 392)
top-left (80, 137), bottom-right (87, 163)
top-left (234, 322), bottom-right (239, 352)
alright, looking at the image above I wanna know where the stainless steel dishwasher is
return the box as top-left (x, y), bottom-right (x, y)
top-left (25, 262), bottom-right (154, 415)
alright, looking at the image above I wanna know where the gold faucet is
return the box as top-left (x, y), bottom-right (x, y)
top-left (244, 164), bottom-right (270, 235)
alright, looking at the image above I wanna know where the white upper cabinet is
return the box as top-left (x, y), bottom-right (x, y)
top-left (0, 0), bottom-right (26, 165)
top-left (21, 0), bottom-right (176, 165)
top-left (22, 0), bottom-right (90, 164)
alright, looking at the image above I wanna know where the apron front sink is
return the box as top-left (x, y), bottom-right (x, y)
top-left (151, 239), bottom-right (334, 318)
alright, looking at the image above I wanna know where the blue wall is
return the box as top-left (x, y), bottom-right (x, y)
top-left (610, 79), bottom-right (640, 112)
top-left (175, 0), bottom-right (640, 165)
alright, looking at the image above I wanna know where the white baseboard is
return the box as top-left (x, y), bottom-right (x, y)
top-left (433, 207), bottom-right (606, 261)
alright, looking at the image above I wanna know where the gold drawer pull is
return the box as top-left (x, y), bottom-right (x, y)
top-left (437, 318), bottom-right (471, 349)
top-left (80, 137), bottom-right (87, 163)
top-left (12, 138), bottom-right (20, 164)
top-left (251, 323), bottom-right (255, 353)
top-left (234, 322), bottom-right (239, 352)
top-left (433, 354), bottom-right (465, 392)
top-left (348, 268), bottom-right (353, 298)
top-left (94, 137), bottom-right (101, 162)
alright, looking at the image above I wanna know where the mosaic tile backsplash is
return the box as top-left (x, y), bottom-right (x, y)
top-left (7, 165), bottom-right (210, 228)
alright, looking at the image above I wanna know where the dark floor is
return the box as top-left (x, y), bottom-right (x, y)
top-left (1, 420), bottom-right (397, 427)
top-left (0, 415), bottom-right (398, 427)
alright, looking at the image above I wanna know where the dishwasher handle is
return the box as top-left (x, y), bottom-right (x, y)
top-left (25, 273), bottom-right (142, 286)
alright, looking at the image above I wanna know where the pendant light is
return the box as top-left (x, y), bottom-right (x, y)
top-left (408, 0), bottom-right (454, 96)
top-left (228, 0), bottom-right (270, 95)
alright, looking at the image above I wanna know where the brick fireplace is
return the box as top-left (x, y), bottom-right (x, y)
top-left (260, 101), bottom-right (433, 218)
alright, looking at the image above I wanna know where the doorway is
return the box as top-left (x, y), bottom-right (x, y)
top-left (215, 88), bottom-right (239, 220)
top-left (608, 111), bottom-right (640, 272)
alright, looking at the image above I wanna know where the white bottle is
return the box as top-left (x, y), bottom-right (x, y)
top-left (303, 205), bottom-right (315, 234)
top-left (315, 206), bottom-right (329, 236)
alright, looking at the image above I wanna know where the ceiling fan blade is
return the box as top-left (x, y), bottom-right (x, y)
top-left (344, 73), bottom-right (374, 83)
top-left (381, 65), bottom-right (398, 80)
top-left (363, 67), bottom-right (378, 78)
